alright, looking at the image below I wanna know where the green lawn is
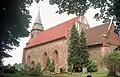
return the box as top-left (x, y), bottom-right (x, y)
top-left (0, 72), bottom-right (115, 77)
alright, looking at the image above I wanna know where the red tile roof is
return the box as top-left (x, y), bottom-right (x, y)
top-left (85, 24), bottom-right (109, 45)
top-left (25, 16), bottom-right (120, 49)
top-left (85, 24), bottom-right (120, 46)
top-left (25, 16), bottom-right (80, 48)
top-left (107, 24), bottom-right (120, 45)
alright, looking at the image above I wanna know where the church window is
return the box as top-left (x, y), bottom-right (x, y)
top-left (30, 61), bottom-right (35, 68)
top-left (27, 55), bottom-right (30, 65)
top-left (54, 50), bottom-right (59, 68)
top-left (43, 52), bottom-right (47, 69)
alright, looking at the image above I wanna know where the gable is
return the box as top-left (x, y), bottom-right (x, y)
top-left (85, 24), bottom-right (120, 46)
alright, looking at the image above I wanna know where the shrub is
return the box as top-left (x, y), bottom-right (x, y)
top-left (45, 58), bottom-right (55, 72)
top-left (3, 66), bottom-right (17, 73)
top-left (103, 51), bottom-right (120, 76)
top-left (29, 68), bottom-right (38, 76)
top-left (18, 64), bottom-right (30, 75)
top-left (45, 58), bottom-right (51, 71)
top-left (85, 60), bottom-right (97, 72)
top-left (35, 63), bottom-right (42, 76)
top-left (68, 65), bottom-right (72, 72)
top-left (29, 63), bottom-right (42, 76)
top-left (49, 60), bottom-right (55, 72)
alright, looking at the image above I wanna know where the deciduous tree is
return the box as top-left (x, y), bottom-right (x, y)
top-left (48, 0), bottom-right (120, 35)
top-left (103, 51), bottom-right (120, 76)
top-left (0, 0), bottom-right (33, 66)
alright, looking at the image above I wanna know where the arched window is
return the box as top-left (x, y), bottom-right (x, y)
top-left (43, 52), bottom-right (47, 69)
top-left (30, 61), bottom-right (35, 68)
top-left (54, 50), bottom-right (59, 68)
top-left (27, 55), bottom-right (30, 65)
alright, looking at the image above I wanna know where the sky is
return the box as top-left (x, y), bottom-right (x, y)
top-left (3, 0), bottom-right (103, 65)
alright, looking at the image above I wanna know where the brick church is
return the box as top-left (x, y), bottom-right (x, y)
top-left (22, 9), bottom-right (120, 72)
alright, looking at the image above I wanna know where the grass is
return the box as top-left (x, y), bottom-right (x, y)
top-left (1, 72), bottom-right (119, 77)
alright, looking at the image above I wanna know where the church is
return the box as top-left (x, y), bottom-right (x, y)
top-left (22, 8), bottom-right (120, 73)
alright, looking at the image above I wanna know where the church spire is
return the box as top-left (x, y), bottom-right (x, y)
top-left (34, 8), bottom-right (42, 25)
top-left (32, 8), bottom-right (44, 31)
top-left (31, 7), bottom-right (44, 38)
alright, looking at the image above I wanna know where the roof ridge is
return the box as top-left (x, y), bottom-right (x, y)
top-left (43, 16), bottom-right (79, 32)
top-left (32, 16), bottom-right (79, 38)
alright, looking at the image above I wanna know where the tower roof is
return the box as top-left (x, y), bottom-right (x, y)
top-left (32, 8), bottom-right (44, 31)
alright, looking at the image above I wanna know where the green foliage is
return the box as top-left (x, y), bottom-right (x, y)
top-left (28, 63), bottom-right (42, 76)
top-left (68, 23), bottom-right (81, 66)
top-left (49, 0), bottom-right (120, 35)
top-left (85, 60), bottom-right (97, 72)
top-left (45, 58), bottom-right (55, 72)
top-left (13, 63), bottom-right (23, 71)
top-left (28, 68), bottom-right (42, 76)
top-left (68, 65), bottom-right (72, 72)
top-left (49, 60), bottom-right (55, 72)
top-left (68, 24), bottom-right (89, 68)
top-left (18, 63), bottom-right (42, 76)
top-left (79, 30), bottom-right (89, 65)
top-left (45, 57), bottom-right (51, 71)
top-left (0, 0), bottom-right (33, 66)
top-left (36, 63), bottom-right (41, 72)
top-left (3, 66), bottom-right (17, 74)
top-left (103, 51), bottom-right (120, 76)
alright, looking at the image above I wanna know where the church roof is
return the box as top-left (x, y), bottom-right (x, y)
top-left (85, 24), bottom-right (109, 46)
top-left (25, 16), bottom-right (120, 49)
top-left (26, 16), bottom-right (80, 48)
top-left (85, 24), bottom-right (120, 46)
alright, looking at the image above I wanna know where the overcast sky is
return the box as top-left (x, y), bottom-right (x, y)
top-left (3, 1), bottom-right (103, 65)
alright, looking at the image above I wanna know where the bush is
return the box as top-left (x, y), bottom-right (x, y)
top-left (18, 64), bottom-right (30, 75)
top-left (35, 63), bottom-right (42, 76)
top-left (45, 58), bottom-right (51, 71)
top-left (18, 63), bottom-right (42, 76)
top-left (103, 51), bottom-right (120, 76)
top-left (49, 60), bottom-right (55, 72)
top-left (85, 60), bottom-right (97, 72)
top-left (45, 58), bottom-right (55, 72)
top-left (28, 63), bottom-right (42, 76)
top-left (3, 66), bottom-right (17, 73)
top-left (68, 65), bottom-right (72, 72)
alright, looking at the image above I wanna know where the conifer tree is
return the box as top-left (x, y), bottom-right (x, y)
top-left (79, 30), bottom-right (89, 66)
top-left (68, 23), bottom-right (80, 67)
top-left (68, 24), bottom-right (89, 68)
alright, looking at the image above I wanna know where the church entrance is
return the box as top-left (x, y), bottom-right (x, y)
top-left (43, 52), bottom-right (47, 69)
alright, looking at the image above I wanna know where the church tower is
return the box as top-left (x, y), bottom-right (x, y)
top-left (31, 8), bottom-right (44, 38)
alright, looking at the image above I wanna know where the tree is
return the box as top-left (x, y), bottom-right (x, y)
top-left (79, 30), bottom-right (89, 65)
top-left (68, 24), bottom-right (89, 69)
top-left (0, 0), bottom-right (33, 66)
top-left (48, 0), bottom-right (120, 35)
top-left (68, 23), bottom-right (80, 67)
top-left (103, 51), bottom-right (120, 76)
